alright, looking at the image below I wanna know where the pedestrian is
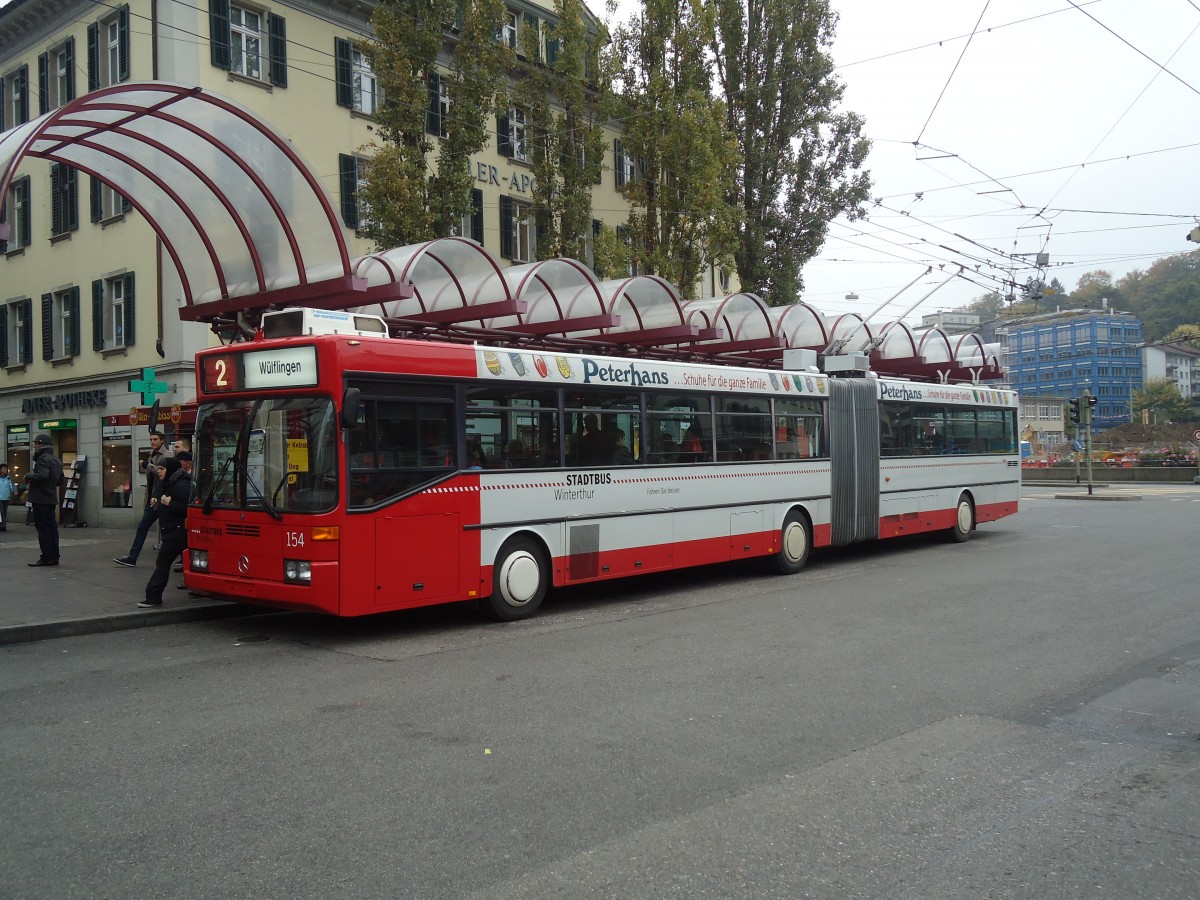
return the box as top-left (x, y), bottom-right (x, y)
top-left (24, 433), bottom-right (63, 567)
top-left (0, 462), bottom-right (15, 531)
top-left (113, 430), bottom-right (169, 567)
top-left (140, 456), bottom-right (191, 608)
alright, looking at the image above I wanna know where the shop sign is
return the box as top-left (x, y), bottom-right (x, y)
top-left (21, 388), bottom-right (108, 414)
top-left (38, 419), bottom-right (78, 430)
top-left (103, 422), bottom-right (133, 439)
top-left (6, 424), bottom-right (30, 446)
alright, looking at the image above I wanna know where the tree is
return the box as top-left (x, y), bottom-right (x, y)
top-left (364, 0), bottom-right (511, 248)
top-left (1133, 377), bottom-right (1191, 424)
top-left (1162, 323), bottom-right (1200, 347)
top-left (708, 0), bottom-right (871, 305)
top-left (607, 0), bottom-right (740, 299)
top-left (515, 0), bottom-right (608, 261)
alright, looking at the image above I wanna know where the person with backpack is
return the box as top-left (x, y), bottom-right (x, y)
top-left (24, 433), bottom-right (63, 567)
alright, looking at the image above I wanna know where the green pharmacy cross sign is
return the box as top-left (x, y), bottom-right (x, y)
top-left (130, 367), bottom-right (169, 405)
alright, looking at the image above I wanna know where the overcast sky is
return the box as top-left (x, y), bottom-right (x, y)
top-left (775, 0), bottom-right (1200, 321)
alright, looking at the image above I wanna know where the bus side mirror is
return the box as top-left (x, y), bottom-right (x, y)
top-left (341, 388), bottom-right (361, 430)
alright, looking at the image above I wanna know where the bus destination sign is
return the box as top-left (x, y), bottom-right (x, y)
top-left (202, 346), bottom-right (319, 392)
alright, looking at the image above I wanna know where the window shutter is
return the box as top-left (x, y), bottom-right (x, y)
top-left (17, 177), bottom-right (31, 246)
top-left (20, 299), bottom-right (33, 363)
top-left (470, 188), bottom-right (484, 244)
top-left (546, 37), bottom-right (559, 67)
top-left (499, 195), bottom-right (513, 260)
top-left (523, 13), bottom-right (538, 59)
top-left (116, 5), bottom-right (130, 81)
top-left (614, 140), bottom-right (625, 187)
top-left (426, 72), bottom-right (441, 135)
top-left (339, 154), bottom-right (359, 228)
top-left (535, 220), bottom-right (545, 261)
top-left (17, 65), bottom-right (29, 125)
top-left (209, 0), bottom-right (231, 70)
top-left (41, 294), bottom-right (54, 361)
top-left (38, 54), bottom-right (49, 115)
top-left (334, 39), bottom-right (353, 108)
top-left (0, 308), bottom-right (8, 368)
top-left (92, 280), bottom-right (104, 351)
top-left (64, 166), bottom-right (78, 233)
top-left (497, 113), bottom-right (512, 158)
top-left (90, 176), bottom-right (103, 223)
top-left (269, 15), bottom-right (287, 88)
top-left (122, 272), bottom-right (135, 346)
top-left (68, 286), bottom-right (80, 358)
top-left (64, 37), bottom-right (76, 101)
top-left (121, 191), bottom-right (131, 214)
top-left (87, 23), bottom-right (99, 91)
top-left (51, 164), bottom-right (62, 236)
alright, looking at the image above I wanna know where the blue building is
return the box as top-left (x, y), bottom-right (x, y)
top-left (999, 309), bottom-right (1143, 431)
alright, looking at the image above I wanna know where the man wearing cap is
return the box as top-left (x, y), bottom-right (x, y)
top-left (24, 433), bottom-right (63, 567)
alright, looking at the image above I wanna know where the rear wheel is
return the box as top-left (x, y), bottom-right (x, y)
top-left (949, 495), bottom-right (974, 543)
top-left (484, 536), bottom-right (549, 621)
top-left (767, 510), bottom-right (811, 575)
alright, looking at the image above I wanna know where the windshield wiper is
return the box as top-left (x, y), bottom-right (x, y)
top-left (246, 465), bottom-right (283, 521)
top-left (201, 455), bottom-right (236, 516)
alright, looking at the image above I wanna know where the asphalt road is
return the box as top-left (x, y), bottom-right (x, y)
top-left (3, 485), bottom-right (1199, 898)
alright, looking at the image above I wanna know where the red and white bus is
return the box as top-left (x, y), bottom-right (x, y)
top-left (186, 310), bottom-right (1019, 619)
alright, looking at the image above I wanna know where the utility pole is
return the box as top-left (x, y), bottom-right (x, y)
top-left (1083, 388), bottom-right (1095, 495)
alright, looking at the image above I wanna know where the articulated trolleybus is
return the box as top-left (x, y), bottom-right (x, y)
top-left (186, 308), bottom-right (1019, 620)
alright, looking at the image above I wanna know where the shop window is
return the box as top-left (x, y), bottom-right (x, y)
top-left (102, 434), bottom-right (134, 508)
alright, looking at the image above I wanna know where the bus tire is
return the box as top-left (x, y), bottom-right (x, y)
top-left (949, 494), bottom-right (974, 543)
top-left (768, 510), bottom-right (811, 575)
top-left (485, 536), bottom-right (549, 621)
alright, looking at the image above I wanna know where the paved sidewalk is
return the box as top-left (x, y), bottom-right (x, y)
top-left (0, 524), bottom-right (256, 645)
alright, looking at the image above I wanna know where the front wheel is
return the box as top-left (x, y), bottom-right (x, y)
top-left (767, 511), bottom-right (811, 575)
top-left (949, 495), bottom-right (975, 543)
top-left (483, 536), bottom-right (549, 621)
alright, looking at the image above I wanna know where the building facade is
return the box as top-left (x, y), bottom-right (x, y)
top-left (997, 308), bottom-right (1144, 431)
top-left (1, 0), bottom-right (666, 526)
top-left (1142, 340), bottom-right (1200, 405)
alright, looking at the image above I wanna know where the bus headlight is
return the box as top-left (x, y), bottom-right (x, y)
top-left (190, 550), bottom-right (209, 572)
top-left (283, 559), bottom-right (312, 584)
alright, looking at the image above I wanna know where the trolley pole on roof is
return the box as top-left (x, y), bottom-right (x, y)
top-left (822, 266), bottom-right (931, 356)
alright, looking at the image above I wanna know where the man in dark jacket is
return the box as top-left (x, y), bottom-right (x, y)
top-left (114, 430), bottom-right (169, 567)
top-left (140, 457), bottom-right (192, 607)
top-left (24, 433), bottom-right (63, 567)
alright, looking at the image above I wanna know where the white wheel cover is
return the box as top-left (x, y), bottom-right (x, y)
top-left (783, 522), bottom-right (807, 563)
top-left (957, 501), bottom-right (972, 533)
top-left (500, 551), bottom-right (540, 607)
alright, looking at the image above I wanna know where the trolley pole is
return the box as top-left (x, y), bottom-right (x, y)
top-left (1083, 389), bottom-right (1094, 495)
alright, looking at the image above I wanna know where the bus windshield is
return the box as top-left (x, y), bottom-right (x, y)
top-left (193, 396), bottom-right (340, 514)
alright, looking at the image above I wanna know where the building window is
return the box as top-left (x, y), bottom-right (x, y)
top-left (499, 195), bottom-right (535, 262)
top-left (50, 163), bottom-right (79, 238)
top-left (614, 139), bottom-right (638, 188)
top-left (497, 107), bottom-right (527, 161)
top-left (1, 176), bottom-right (32, 253)
top-left (92, 272), bottom-right (135, 351)
top-left (338, 154), bottom-right (371, 230)
top-left (335, 39), bottom-right (377, 114)
top-left (453, 188), bottom-right (484, 244)
top-left (501, 10), bottom-right (518, 48)
top-left (38, 40), bottom-right (76, 113)
top-left (2, 298), bottom-right (34, 367)
top-left (87, 7), bottom-right (129, 90)
top-left (1, 65), bottom-right (29, 131)
top-left (231, 6), bottom-right (263, 79)
top-left (426, 73), bottom-right (451, 137)
top-left (91, 176), bottom-right (132, 223)
top-left (42, 287), bottom-right (80, 361)
top-left (210, 0), bottom-right (287, 88)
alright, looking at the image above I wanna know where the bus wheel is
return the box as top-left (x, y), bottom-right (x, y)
top-left (768, 511), bottom-right (811, 575)
top-left (485, 537), bottom-right (548, 621)
top-left (949, 495), bottom-right (975, 543)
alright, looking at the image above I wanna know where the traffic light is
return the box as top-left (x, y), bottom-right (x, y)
top-left (1085, 394), bottom-right (1097, 424)
top-left (1068, 398), bottom-right (1081, 425)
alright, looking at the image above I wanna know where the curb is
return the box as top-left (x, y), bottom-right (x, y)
top-left (1052, 493), bottom-right (1143, 502)
top-left (0, 601), bottom-right (263, 647)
